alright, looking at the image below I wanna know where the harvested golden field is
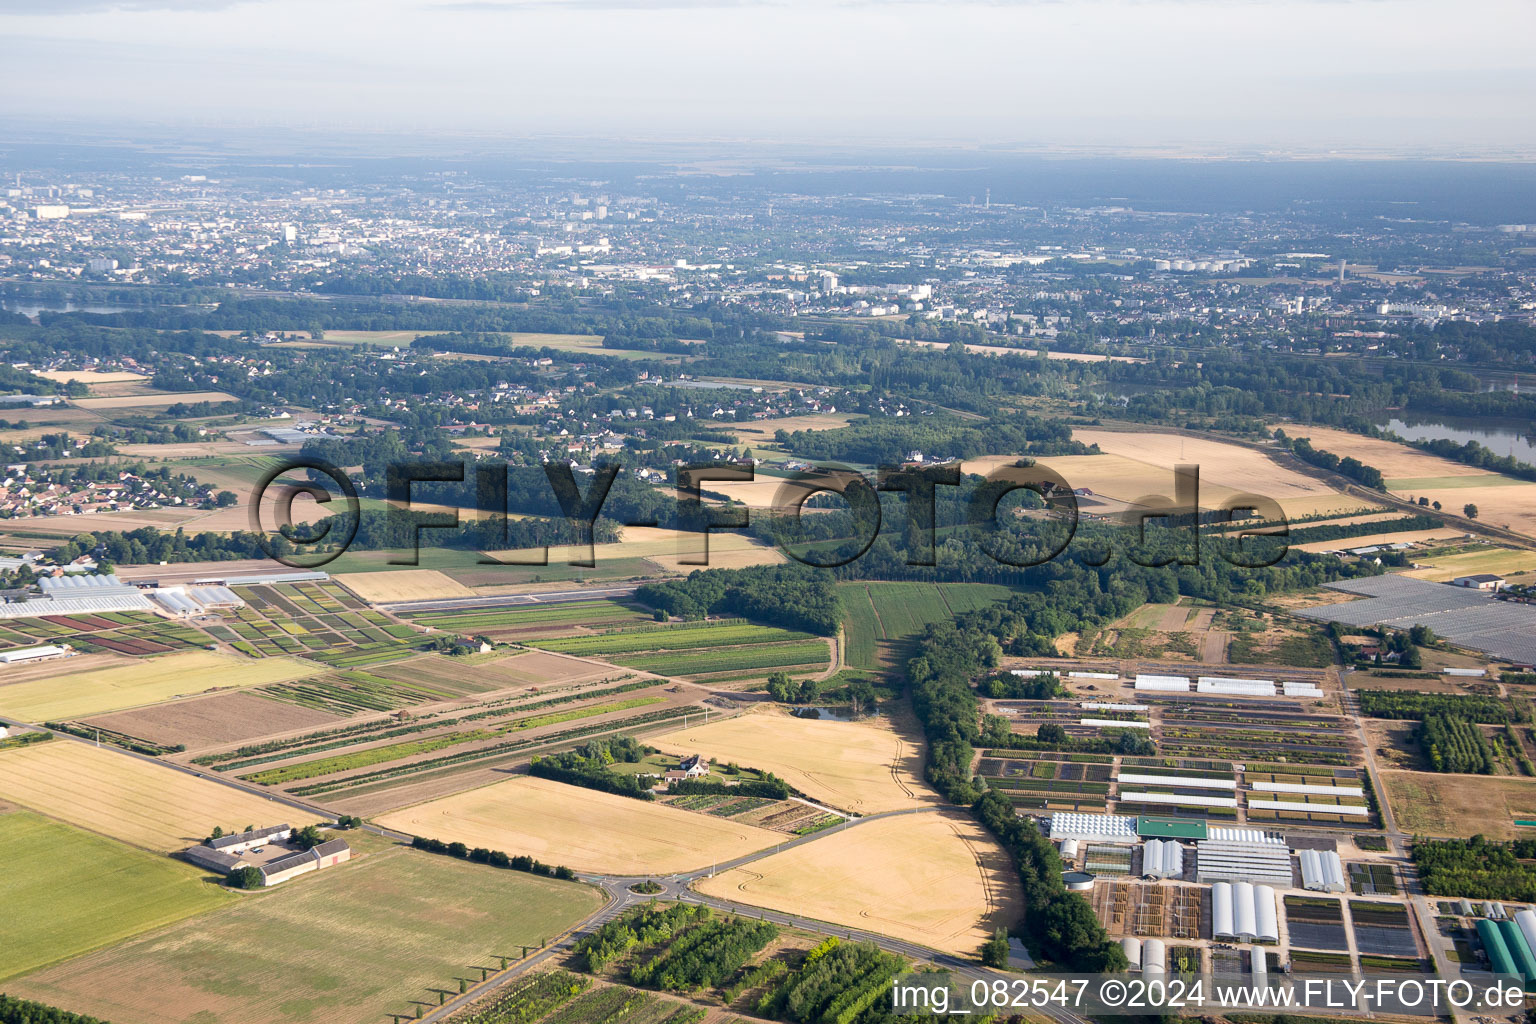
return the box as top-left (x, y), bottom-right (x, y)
top-left (0, 651), bottom-right (320, 721)
top-left (486, 525), bottom-right (783, 572)
top-left (652, 708), bottom-right (936, 814)
top-left (70, 390), bottom-right (237, 410)
top-left (376, 774), bottom-right (781, 874)
top-left (34, 369), bottom-right (151, 396)
top-left (0, 740), bottom-right (320, 851)
top-left (697, 810), bottom-right (1020, 956)
top-left (1068, 429), bottom-right (1363, 507)
top-left (333, 568), bottom-right (475, 603)
top-left (1391, 481), bottom-right (1536, 539)
top-left (717, 413), bottom-right (864, 443)
top-left (1382, 770), bottom-right (1536, 840)
top-left (1292, 528), bottom-right (1468, 553)
top-left (1276, 424), bottom-right (1490, 479)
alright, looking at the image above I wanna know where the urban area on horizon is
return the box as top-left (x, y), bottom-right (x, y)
top-left (3, 108), bottom-right (1536, 1024)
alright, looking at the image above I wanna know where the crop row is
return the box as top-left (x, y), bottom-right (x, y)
top-left (532, 623), bottom-right (811, 657)
top-left (614, 641), bottom-right (829, 676)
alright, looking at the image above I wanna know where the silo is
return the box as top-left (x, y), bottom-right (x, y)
top-left (1143, 938), bottom-right (1167, 975)
top-left (1212, 881), bottom-right (1235, 938)
top-left (1254, 885), bottom-right (1279, 942)
top-left (1121, 937), bottom-right (1142, 970)
top-left (1234, 881), bottom-right (1257, 940)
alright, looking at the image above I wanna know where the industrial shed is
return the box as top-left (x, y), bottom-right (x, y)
top-left (1049, 812), bottom-right (1138, 844)
top-left (1211, 881), bottom-right (1279, 942)
top-left (1298, 849), bottom-right (1347, 892)
top-left (1196, 830), bottom-right (1292, 887)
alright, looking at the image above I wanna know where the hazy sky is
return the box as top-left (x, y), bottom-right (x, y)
top-left (2, 0), bottom-right (1533, 153)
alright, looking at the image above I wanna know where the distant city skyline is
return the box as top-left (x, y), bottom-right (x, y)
top-left (1, 0), bottom-right (1533, 155)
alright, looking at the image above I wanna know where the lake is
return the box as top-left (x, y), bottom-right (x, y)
top-left (1377, 415), bottom-right (1536, 466)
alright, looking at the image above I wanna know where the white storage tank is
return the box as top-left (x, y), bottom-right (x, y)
top-left (1213, 881), bottom-right (1235, 938)
top-left (1142, 938), bottom-right (1166, 975)
top-left (1255, 884), bottom-right (1279, 942)
top-left (1121, 937), bottom-right (1142, 970)
top-left (1234, 881), bottom-right (1257, 940)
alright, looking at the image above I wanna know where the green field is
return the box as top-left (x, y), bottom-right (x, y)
top-left (11, 843), bottom-right (606, 1024)
top-left (408, 599), bottom-right (650, 634)
top-left (613, 641), bottom-right (830, 677)
top-left (531, 622), bottom-right (811, 657)
top-left (839, 582), bottom-right (1017, 670)
top-left (0, 810), bottom-right (232, 981)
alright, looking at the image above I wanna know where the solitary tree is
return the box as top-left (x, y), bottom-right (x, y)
top-left (981, 927), bottom-right (1010, 968)
top-left (1464, 503), bottom-right (1480, 519)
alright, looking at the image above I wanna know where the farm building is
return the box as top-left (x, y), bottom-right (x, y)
top-left (1298, 849), bottom-right (1347, 892)
top-left (1452, 573), bottom-right (1505, 590)
top-left (1195, 829), bottom-right (1292, 886)
top-left (664, 753), bottom-right (710, 782)
top-left (1211, 881), bottom-right (1280, 942)
top-left (0, 644), bottom-right (69, 664)
top-left (209, 823), bottom-right (293, 854)
top-left (1050, 812), bottom-right (1138, 844)
top-left (181, 824), bottom-right (352, 887)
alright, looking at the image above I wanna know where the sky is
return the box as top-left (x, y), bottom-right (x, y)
top-left (1, 0), bottom-right (1533, 155)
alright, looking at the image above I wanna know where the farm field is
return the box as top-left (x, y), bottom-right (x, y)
top-left (404, 599), bottom-right (652, 638)
top-left (370, 650), bottom-right (613, 691)
top-left (1381, 770), bottom-right (1536, 840)
top-left (485, 526), bottom-right (784, 573)
top-left (651, 708), bottom-right (936, 814)
top-left (0, 740), bottom-right (321, 851)
top-left (532, 622), bottom-right (812, 657)
top-left (839, 581), bottom-right (1017, 670)
top-left (0, 810), bottom-right (232, 982)
top-left (69, 390), bottom-right (237, 410)
top-left (696, 810), bottom-right (1020, 956)
top-left (614, 641), bottom-right (831, 679)
top-left (376, 774), bottom-right (782, 874)
top-left (34, 368), bottom-right (151, 391)
top-left (82, 690), bottom-right (342, 750)
top-left (714, 413), bottom-right (865, 445)
top-left (1292, 528), bottom-right (1469, 553)
top-left (0, 651), bottom-right (320, 721)
top-left (9, 843), bottom-right (605, 1024)
top-left (1404, 546), bottom-right (1536, 582)
top-left (334, 569), bottom-right (475, 604)
top-left (1277, 424), bottom-right (1536, 537)
top-left (1276, 424), bottom-right (1493, 479)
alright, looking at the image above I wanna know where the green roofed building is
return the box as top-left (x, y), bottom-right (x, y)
top-left (1137, 817), bottom-right (1208, 840)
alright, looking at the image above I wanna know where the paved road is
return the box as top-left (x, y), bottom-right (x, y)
top-left (381, 584), bottom-right (642, 613)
